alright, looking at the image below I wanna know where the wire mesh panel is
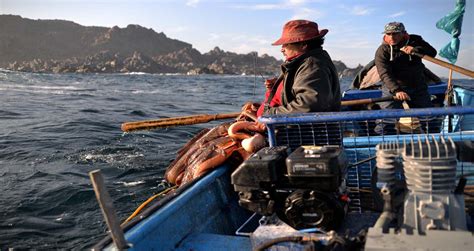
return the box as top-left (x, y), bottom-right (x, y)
top-left (260, 107), bottom-right (474, 212)
top-left (271, 122), bottom-right (343, 148)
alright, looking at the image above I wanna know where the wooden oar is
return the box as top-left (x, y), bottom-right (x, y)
top-left (412, 52), bottom-right (474, 78)
top-left (340, 96), bottom-right (394, 106)
top-left (121, 112), bottom-right (241, 132)
top-left (121, 97), bottom-right (394, 132)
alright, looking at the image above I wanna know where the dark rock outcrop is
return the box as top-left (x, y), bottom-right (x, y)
top-left (154, 46), bottom-right (281, 75)
top-left (8, 51), bottom-right (176, 74)
top-left (333, 61), bottom-right (364, 78)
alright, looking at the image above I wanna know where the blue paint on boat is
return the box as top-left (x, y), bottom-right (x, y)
top-left (454, 86), bottom-right (474, 131)
top-left (106, 166), bottom-right (252, 250)
top-left (342, 82), bottom-right (447, 100)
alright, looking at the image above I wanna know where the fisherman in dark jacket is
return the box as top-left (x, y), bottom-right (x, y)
top-left (374, 22), bottom-right (438, 134)
top-left (256, 19), bottom-right (341, 116)
top-left (375, 21), bottom-right (437, 109)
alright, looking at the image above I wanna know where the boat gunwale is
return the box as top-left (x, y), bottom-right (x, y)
top-left (259, 106), bottom-right (474, 125)
top-left (342, 82), bottom-right (447, 100)
top-left (92, 169), bottom-right (217, 250)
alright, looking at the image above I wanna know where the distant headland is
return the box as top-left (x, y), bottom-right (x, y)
top-left (0, 15), bottom-right (362, 77)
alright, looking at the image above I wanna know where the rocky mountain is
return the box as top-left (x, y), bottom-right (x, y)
top-left (0, 15), bottom-right (190, 67)
top-left (334, 61), bottom-right (364, 79)
top-left (1, 15), bottom-right (361, 77)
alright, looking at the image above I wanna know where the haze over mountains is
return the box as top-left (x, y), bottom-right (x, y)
top-left (0, 15), bottom-right (361, 76)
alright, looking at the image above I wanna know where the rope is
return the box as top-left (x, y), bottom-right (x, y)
top-left (121, 185), bottom-right (177, 226)
top-left (253, 52), bottom-right (257, 99)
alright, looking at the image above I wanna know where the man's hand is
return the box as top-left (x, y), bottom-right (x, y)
top-left (395, 91), bottom-right (411, 101)
top-left (264, 77), bottom-right (277, 90)
top-left (255, 121), bottom-right (267, 132)
top-left (400, 46), bottom-right (415, 55)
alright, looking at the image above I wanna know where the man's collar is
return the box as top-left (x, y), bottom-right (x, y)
top-left (282, 48), bottom-right (324, 70)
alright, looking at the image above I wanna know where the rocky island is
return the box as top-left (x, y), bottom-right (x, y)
top-left (0, 15), bottom-right (362, 77)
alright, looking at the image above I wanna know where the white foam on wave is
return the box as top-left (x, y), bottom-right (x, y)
top-left (81, 152), bottom-right (145, 167)
top-left (115, 180), bottom-right (146, 187)
top-left (123, 72), bottom-right (149, 75)
top-left (162, 73), bottom-right (184, 76)
top-left (0, 68), bottom-right (14, 73)
top-left (55, 213), bottom-right (68, 222)
top-left (2, 83), bottom-right (83, 90)
top-left (130, 89), bottom-right (165, 94)
top-left (0, 83), bottom-right (95, 95)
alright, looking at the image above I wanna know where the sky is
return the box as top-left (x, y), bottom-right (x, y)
top-left (1, 0), bottom-right (473, 78)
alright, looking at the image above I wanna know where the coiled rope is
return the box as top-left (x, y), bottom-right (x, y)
top-left (121, 185), bottom-right (178, 226)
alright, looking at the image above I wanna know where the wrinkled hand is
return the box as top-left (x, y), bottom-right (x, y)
top-left (264, 77), bottom-right (277, 90)
top-left (400, 46), bottom-right (415, 55)
top-left (255, 121), bottom-right (267, 132)
top-left (240, 102), bottom-right (259, 113)
top-left (238, 102), bottom-right (260, 122)
top-left (395, 91), bottom-right (411, 101)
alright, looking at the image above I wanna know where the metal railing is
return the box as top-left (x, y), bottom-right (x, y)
top-left (260, 106), bottom-right (474, 212)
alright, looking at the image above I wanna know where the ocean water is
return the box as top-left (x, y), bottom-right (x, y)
top-left (0, 69), bottom-right (471, 249)
top-left (0, 71), bottom-right (271, 249)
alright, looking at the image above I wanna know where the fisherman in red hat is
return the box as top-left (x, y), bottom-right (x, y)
top-left (257, 19), bottom-right (341, 116)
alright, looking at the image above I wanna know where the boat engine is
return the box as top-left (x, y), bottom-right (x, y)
top-left (365, 136), bottom-right (474, 250)
top-left (231, 145), bottom-right (349, 230)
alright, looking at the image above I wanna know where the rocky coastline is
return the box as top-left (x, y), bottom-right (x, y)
top-left (5, 47), bottom-right (283, 76)
top-left (1, 15), bottom-right (362, 77)
top-left (5, 48), bottom-right (362, 77)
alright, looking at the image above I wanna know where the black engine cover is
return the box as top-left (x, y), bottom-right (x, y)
top-left (282, 189), bottom-right (346, 230)
top-left (231, 145), bottom-right (348, 229)
top-left (231, 146), bottom-right (289, 191)
top-left (286, 145), bottom-right (347, 191)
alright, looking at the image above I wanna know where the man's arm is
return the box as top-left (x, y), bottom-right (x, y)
top-left (375, 46), bottom-right (400, 94)
top-left (412, 36), bottom-right (437, 57)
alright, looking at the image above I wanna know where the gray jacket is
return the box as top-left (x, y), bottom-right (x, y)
top-left (265, 48), bottom-right (341, 114)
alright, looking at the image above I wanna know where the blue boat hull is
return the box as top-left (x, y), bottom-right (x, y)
top-left (94, 166), bottom-right (252, 250)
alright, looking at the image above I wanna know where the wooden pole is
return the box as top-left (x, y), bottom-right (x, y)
top-left (121, 97), bottom-right (396, 132)
top-left (446, 69), bottom-right (454, 106)
top-left (412, 52), bottom-right (474, 78)
top-left (89, 170), bottom-right (128, 250)
top-left (121, 112), bottom-right (241, 132)
top-left (340, 96), bottom-right (394, 106)
top-left (446, 69), bottom-right (454, 132)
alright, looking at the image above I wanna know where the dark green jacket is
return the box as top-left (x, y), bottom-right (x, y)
top-left (375, 34), bottom-right (437, 94)
top-left (265, 48), bottom-right (341, 114)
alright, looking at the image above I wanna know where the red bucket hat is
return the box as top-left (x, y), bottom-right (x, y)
top-left (272, 20), bottom-right (328, 46)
